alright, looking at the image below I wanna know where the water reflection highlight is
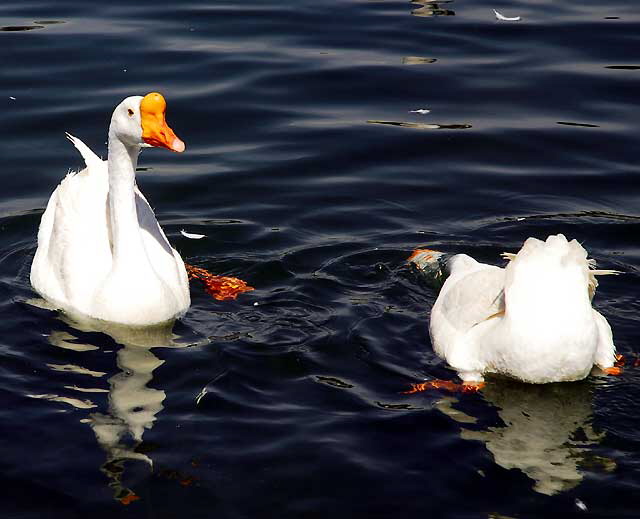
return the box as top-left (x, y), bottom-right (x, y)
top-left (439, 380), bottom-right (615, 495)
top-left (410, 0), bottom-right (455, 18)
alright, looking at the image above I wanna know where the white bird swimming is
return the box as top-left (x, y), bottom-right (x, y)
top-left (31, 93), bottom-right (190, 326)
top-left (409, 234), bottom-right (619, 384)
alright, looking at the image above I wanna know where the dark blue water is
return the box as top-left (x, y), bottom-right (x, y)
top-left (2, 1), bottom-right (640, 517)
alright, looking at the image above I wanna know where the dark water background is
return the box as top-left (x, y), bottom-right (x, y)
top-left (2, 1), bottom-right (640, 517)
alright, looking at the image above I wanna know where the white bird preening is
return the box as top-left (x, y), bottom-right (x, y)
top-left (31, 93), bottom-right (191, 326)
top-left (409, 234), bottom-right (620, 386)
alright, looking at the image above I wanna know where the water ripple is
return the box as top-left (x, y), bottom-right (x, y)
top-left (2, 0), bottom-right (640, 516)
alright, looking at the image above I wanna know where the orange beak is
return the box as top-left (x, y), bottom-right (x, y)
top-left (140, 92), bottom-right (185, 153)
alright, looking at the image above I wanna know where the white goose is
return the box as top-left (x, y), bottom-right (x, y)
top-left (31, 93), bottom-right (190, 326)
top-left (410, 234), bottom-right (619, 384)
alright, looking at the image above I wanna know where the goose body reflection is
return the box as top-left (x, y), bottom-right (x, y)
top-left (410, 0), bottom-right (455, 17)
top-left (439, 380), bottom-right (614, 495)
top-left (39, 316), bottom-right (189, 503)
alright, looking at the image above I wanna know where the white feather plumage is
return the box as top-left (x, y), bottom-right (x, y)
top-left (31, 96), bottom-right (190, 326)
top-left (412, 234), bottom-right (618, 383)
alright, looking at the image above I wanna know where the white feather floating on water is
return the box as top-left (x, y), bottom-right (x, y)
top-left (575, 498), bottom-right (587, 512)
top-left (180, 229), bottom-right (206, 240)
top-left (195, 387), bottom-right (207, 406)
top-left (493, 9), bottom-right (521, 21)
top-left (410, 109), bottom-right (431, 115)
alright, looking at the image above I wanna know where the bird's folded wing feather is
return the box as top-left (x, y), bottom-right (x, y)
top-left (437, 266), bottom-right (506, 332)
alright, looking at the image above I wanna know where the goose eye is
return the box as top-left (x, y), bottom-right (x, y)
top-left (128, 109), bottom-right (134, 117)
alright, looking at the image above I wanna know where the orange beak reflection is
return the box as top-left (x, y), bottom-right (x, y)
top-left (140, 92), bottom-right (185, 153)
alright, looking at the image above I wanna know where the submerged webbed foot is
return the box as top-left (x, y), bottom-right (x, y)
top-left (602, 354), bottom-right (625, 375)
top-left (401, 379), bottom-right (485, 394)
top-left (185, 263), bottom-right (254, 301)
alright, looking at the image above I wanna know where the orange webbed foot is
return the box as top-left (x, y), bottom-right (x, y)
top-left (119, 492), bottom-right (140, 505)
top-left (185, 263), bottom-right (254, 301)
top-left (461, 381), bottom-right (485, 392)
top-left (601, 354), bottom-right (626, 376)
top-left (401, 379), bottom-right (485, 394)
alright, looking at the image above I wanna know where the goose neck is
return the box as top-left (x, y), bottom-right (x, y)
top-left (107, 132), bottom-right (144, 264)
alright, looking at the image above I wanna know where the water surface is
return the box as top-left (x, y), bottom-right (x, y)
top-left (1, 1), bottom-right (640, 517)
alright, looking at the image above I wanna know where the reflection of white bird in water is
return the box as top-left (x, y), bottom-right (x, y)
top-left (90, 336), bottom-right (167, 502)
top-left (409, 234), bottom-right (620, 387)
top-left (439, 380), bottom-right (614, 495)
top-left (410, 0), bottom-right (454, 17)
top-left (41, 318), bottom-right (183, 504)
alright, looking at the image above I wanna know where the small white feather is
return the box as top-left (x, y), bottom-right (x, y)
top-left (181, 229), bottom-right (206, 240)
top-left (195, 387), bottom-right (207, 405)
top-left (493, 9), bottom-right (521, 21)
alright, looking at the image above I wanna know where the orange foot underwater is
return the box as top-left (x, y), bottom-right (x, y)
top-left (602, 353), bottom-right (626, 376)
top-left (619, 353), bottom-right (640, 368)
top-left (119, 492), bottom-right (140, 506)
top-left (185, 263), bottom-right (254, 301)
top-left (401, 379), bottom-right (485, 394)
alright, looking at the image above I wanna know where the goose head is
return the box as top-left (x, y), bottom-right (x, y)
top-left (109, 92), bottom-right (185, 153)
